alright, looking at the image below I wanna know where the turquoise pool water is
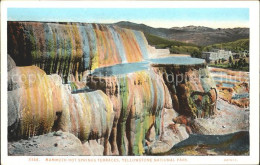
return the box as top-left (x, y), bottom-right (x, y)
top-left (215, 82), bottom-right (234, 87)
top-left (222, 83), bottom-right (235, 88)
top-left (149, 56), bottom-right (205, 65)
top-left (232, 93), bottom-right (249, 99)
top-left (213, 77), bottom-right (239, 82)
top-left (210, 71), bottom-right (228, 75)
top-left (92, 57), bottom-right (206, 76)
top-left (91, 61), bottom-right (149, 76)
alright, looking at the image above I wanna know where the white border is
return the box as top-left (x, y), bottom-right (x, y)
top-left (1, 1), bottom-right (259, 165)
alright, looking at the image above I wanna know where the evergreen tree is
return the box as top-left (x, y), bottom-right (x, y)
top-left (242, 58), bottom-right (247, 67)
top-left (229, 55), bottom-right (234, 64)
top-left (235, 61), bottom-right (238, 68)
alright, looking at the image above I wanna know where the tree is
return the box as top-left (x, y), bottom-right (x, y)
top-left (242, 58), bottom-right (247, 67)
top-left (229, 55), bottom-right (234, 64)
top-left (191, 50), bottom-right (202, 58)
top-left (231, 62), bottom-right (234, 68)
top-left (238, 59), bottom-right (243, 68)
top-left (235, 61), bottom-right (238, 68)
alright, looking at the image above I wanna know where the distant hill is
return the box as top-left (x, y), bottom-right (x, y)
top-left (144, 33), bottom-right (196, 48)
top-left (144, 33), bottom-right (249, 58)
top-left (170, 25), bottom-right (214, 31)
top-left (144, 33), bottom-right (201, 57)
top-left (114, 21), bottom-right (249, 46)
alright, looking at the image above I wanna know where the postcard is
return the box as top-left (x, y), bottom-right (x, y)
top-left (1, 1), bottom-right (259, 165)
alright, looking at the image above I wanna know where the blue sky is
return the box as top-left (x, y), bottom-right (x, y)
top-left (8, 8), bottom-right (249, 28)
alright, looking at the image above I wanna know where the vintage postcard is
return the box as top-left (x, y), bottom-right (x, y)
top-left (1, 1), bottom-right (259, 165)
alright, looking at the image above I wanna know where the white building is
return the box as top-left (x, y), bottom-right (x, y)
top-left (202, 49), bottom-right (232, 62)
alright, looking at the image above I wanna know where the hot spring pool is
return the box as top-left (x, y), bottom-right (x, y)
top-left (210, 71), bottom-right (228, 76)
top-left (92, 57), bottom-right (206, 77)
top-left (213, 77), bottom-right (239, 83)
top-left (91, 61), bottom-right (149, 76)
top-left (149, 56), bottom-right (205, 65)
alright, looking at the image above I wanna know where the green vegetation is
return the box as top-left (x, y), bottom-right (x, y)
top-left (144, 33), bottom-right (202, 57)
top-left (228, 57), bottom-right (249, 71)
top-left (203, 39), bottom-right (249, 53)
top-left (208, 63), bottom-right (249, 72)
top-left (205, 39), bottom-right (249, 71)
top-left (209, 57), bottom-right (249, 72)
top-left (144, 33), bottom-right (194, 47)
top-left (144, 33), bottom-right (249, 71)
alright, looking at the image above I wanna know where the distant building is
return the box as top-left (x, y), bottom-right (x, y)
top-left (202, 49), bottom-right (232, 62)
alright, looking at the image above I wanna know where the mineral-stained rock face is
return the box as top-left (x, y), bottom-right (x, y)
top-left (151, 63), bottom-right (217, 118)
top-left (57, 88), bottom-right (114, 155)
top-left (8, 66), bottom-right (115, 155)
top-left (86, 66), bottom-right (173, 155)
top-left (7, 21), bottom-right (220, 156)
top-left (8, 66), bottom-right (58, 138)
top-left (209, 67), bottom-right (249, 108)
top-left (8, 54), bottom-right (16, 71)
top-left (8, 21), bottom-right (151, 81)
top-left (8, 66), bottom-right (46, 91)
top-left (146, 108), bottom-right (189, 155)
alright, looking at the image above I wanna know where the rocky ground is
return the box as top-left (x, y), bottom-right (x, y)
top-left (8, 131), bottom-right (106, 156)
top-left (192, 98), bottom-right (249, 135)
top-left (166, 131), bottom-right (249, 156)
top-left (159, 98), bottom-right (250, 156)
top-left (9, 131), bottom-right (88, 156)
